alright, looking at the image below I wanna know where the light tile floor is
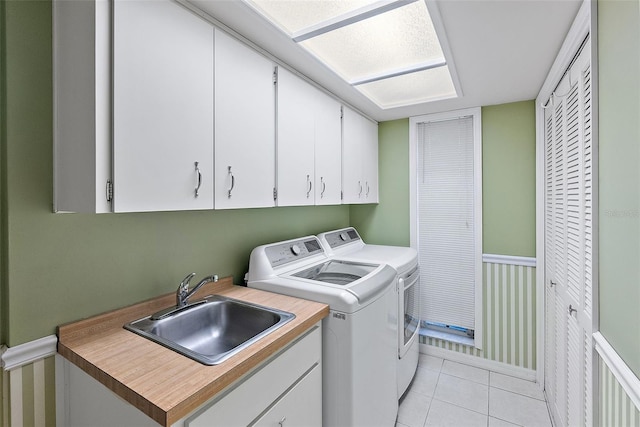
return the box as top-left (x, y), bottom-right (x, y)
top-left (397, 355), bottom-right (552, 427)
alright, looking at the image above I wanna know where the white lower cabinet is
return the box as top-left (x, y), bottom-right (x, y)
top-left (58, 325), bottom-right (322, 427)
top-left (252, 365), bottom-right (321, 427)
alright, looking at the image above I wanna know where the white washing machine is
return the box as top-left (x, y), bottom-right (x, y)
top-left (318, 227), bottom-right (420, 398)
top-left (247, 236), bottom-right (398, 427)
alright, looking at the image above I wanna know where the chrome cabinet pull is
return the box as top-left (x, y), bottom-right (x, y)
top-left (306, 175), bottom-right (312, 198)
top-left (550, 280), bottom-right (556, 287)
top-left (366, 181), bottom-right (370, 197)
top-left (358, 180), bottom-right (362, 197)
top-left (569, 304), bottom-right (577, 316)
top-left (320, 177), bottom-right (326, 198)
top-left (278, 416), bottom-right (286, 426)
top-left (194, 162), bottom-right (202, 198)
top-left (227, 166), bottom-right (235, 198)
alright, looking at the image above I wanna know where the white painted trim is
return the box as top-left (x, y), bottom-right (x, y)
top-left (535, 0), bottom-right (593, 390)
top-left (2, 364), bottom-right (9, 427)
top-left (9, 368), bottom-right (23, 427)
top-left (55, 355), bottom-right (71, 427)
top-left (1, 335), bottom-right (58, 370)
top-left (34, 359), bottom-right (46, 426)
top-left (425, 0), bottom-right (463, 98)
top-left (419, 343), bottom-right (537, 382)
top-left (594, 332), bottom-right (640, 411)
top-left (410, 107), bottom-right (483, 351)
top-left (482, 254), bottom-right (536, 268)
top-left (536, 0), bottom-right (591, 107)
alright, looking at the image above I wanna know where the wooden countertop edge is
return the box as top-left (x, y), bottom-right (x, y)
top-left (57, 277), bottom-right (329, 426)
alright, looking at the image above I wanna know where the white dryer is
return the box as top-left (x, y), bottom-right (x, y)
top-left (247, 236), bottom-right (398, 427)
top-left (318, 227), bottom-right (420, 398)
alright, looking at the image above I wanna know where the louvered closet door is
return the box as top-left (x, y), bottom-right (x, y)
top-left (543, 37), bottom-right (593, 427)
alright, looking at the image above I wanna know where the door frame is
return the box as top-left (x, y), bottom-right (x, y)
top-left (535, 0), bottom-right (598, 415)
top-left (409, 107), bottom-right (483, 350)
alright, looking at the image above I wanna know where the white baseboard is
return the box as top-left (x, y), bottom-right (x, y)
top-left (594, 332), bottom-right (640, 411)
top-left (1, 335), bottom-right (58, 370)
top-left (420, 342), bottom-right (538, 382)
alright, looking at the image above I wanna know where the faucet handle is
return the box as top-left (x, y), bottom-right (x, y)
top-left (180, 272), bottom-right (196, 289)
top-left (177, 272), bottom-right (196, 307)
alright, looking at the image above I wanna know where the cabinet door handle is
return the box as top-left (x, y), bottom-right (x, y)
top-left (194, 162), bottom-right (202, 198)
top-left (306, 175), bottom-right (312, 198)
top-left (320, 177), bottom-right (326, 198)
top-left (550, 280), bottom-right (556, 287)
top-left (569, 304), bottom-right (577, 316)
top-left (358, 181), bottom-right (363, 197)
top-left (366, 181), bottom-right (370, 197)
top-left (278, 416), bottom-right (286, 426)
top-left (227, 166), bottom-right (235, 198)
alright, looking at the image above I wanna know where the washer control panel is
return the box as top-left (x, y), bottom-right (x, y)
top-left (323, 227), bottom-right (361, 249)
top-left (265, 237), bottom-right (324, 267)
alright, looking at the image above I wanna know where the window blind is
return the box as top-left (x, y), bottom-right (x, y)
top-left (417, 116), bottom-right (476, 330)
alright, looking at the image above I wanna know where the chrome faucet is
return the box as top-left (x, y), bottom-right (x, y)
top-left (176, 273), bottom-right (218, 308)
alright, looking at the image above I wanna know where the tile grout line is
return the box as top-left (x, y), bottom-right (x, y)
top-left (421, 369), bottom-right (441, 426)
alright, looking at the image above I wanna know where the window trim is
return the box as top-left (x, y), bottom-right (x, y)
top-left (409, 107), bottom-right (483, 350)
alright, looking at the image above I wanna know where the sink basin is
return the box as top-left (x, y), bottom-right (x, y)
top-left (124, 295), bottom-right (295, 365)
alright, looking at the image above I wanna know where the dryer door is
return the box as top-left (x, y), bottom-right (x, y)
top-left (399, 266), bottom-right (420, 358)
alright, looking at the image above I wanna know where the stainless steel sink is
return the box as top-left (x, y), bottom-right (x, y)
top-left (124, 295), bottom-right (295, 365)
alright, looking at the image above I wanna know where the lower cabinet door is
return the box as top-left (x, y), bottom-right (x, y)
top-left (251, 364), bottom-right (322, 427)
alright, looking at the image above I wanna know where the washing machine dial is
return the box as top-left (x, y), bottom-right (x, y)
top-left (290, 244), bottom-right (302, 256)
top-left (340, 232), bottom-right (349, 241)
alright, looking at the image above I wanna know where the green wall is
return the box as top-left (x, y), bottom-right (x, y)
top-left (482, 101), bottom-right (536, 257)
top-left (2, 0), bottom-right (349, 346)
top-left (3, 0), bottom-right (538, 349)
top-left (598, 0), bottom-right (640, 377)
top-left (352, 102), bottom-right (537, 257)
top-left (0, 0), bottom-right (7, 345)
top-left (351, 119), bottom-right (411, 246)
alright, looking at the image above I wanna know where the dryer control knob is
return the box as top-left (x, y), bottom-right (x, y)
top-left (290, 244), bottom-right (302, 256)
top-left (340, 232), bottom-right (348, 241)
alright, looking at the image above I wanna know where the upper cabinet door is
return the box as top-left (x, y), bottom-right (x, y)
top-left (214, 29), bottom-right (276, 209)
top-left (342, 107), bottom-right (378, 204)
top-left (361, 116), bottom-right (379, 203)
top-left (277, 68), bottom-right (342, 207)
top-left (276, 67), bottom-right (316, 207)
top-left (113, 0), bottom-right (214, 212)
top-left (314, 92), bottom-right (342, 206)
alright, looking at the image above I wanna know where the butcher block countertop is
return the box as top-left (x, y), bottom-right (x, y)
top-left (57, 276), bottom-right (329, 426)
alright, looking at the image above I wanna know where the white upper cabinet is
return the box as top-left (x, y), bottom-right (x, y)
top-left (54, 0), bottom-right (376, 213)
top-left (342, 107), bottom-right (379, 204)
top-left (276, 68), bottom-right (341, 206)
top-left (276, 68), bottom-right (317, 207)
top-left (113, 0), bottom-right (214, 212)
top-left (53, 0), bottom-right (111, 213)
top-left (54, 0), bottom-right (214, 213)
top-left (214, 29), bottom-right (276, 209)
top-left (313, 88), bottom-right (343, 206)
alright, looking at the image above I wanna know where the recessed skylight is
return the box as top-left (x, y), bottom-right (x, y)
top-left (244, 0), bottom-right (459, 109)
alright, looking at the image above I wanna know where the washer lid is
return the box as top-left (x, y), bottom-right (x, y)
top-left (290, 260), bottom-right (396, 304)
top-left (292, 260), bottom-right (378, 285)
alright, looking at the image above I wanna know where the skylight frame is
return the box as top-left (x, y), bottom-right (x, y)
top-left (243, 0), bottom-right (462, 109)
top-left (290, 0), bottom-right (419, 43)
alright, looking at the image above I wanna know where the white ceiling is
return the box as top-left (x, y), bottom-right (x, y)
top-left (188, 0), bottom-right (582, 122)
